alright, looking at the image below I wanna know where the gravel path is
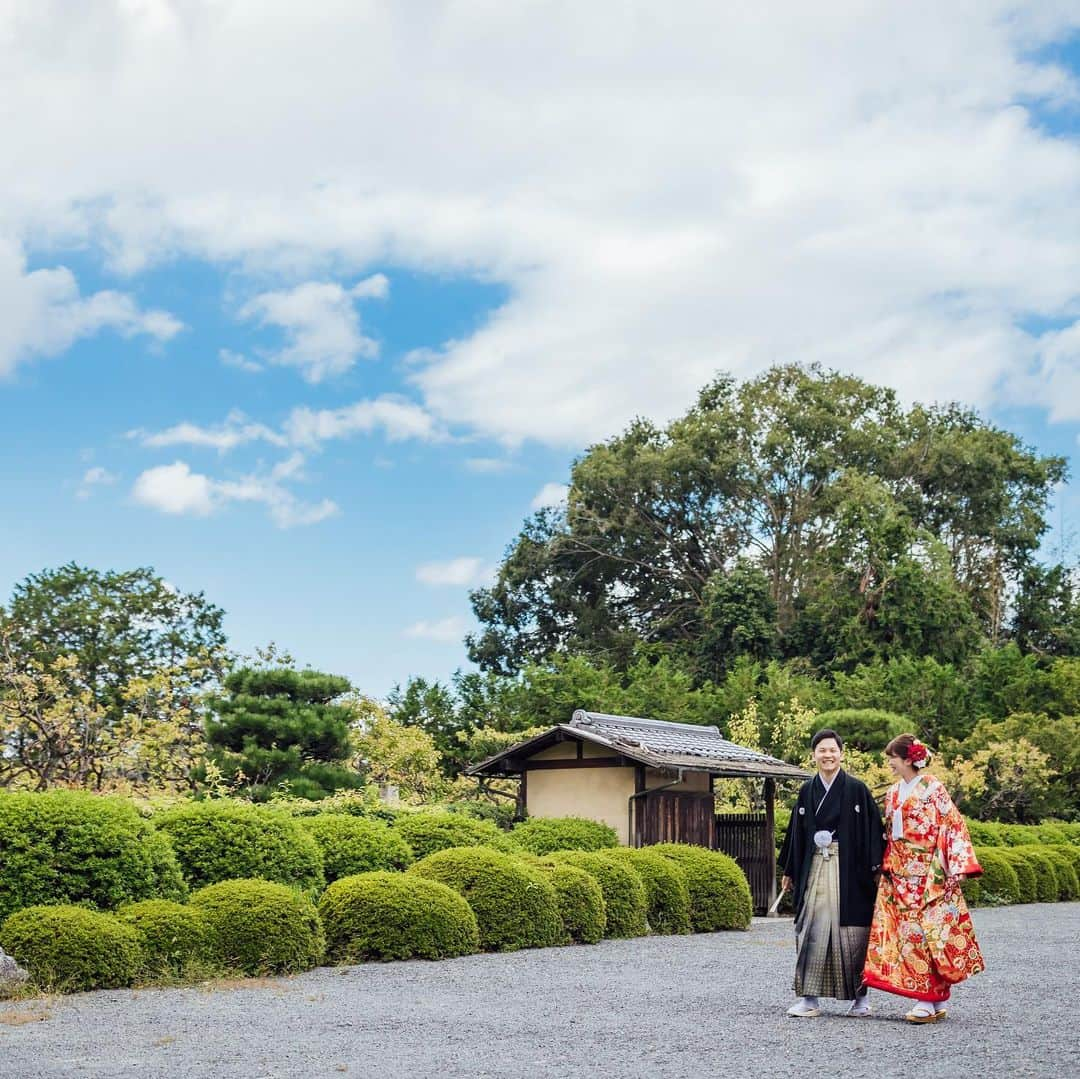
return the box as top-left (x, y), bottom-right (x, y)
top-left (2, 903), bottom-right (1076, 1079)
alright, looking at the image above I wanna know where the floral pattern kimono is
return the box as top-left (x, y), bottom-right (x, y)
top-left (862, 774), bottom-right (985, 1002)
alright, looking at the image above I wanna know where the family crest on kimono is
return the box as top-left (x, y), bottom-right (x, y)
top-left (778, 729), bottom-right (884, 1018)
top-left (862, 733), bottom-right (985, 1024)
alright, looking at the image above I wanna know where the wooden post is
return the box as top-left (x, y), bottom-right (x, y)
top-left (764, 777), bottom-right (777, 916)
top-left (515, 770), bottom-right (528, 821)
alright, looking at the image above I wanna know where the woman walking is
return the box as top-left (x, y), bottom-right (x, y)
top-left (861, 734), bottom-right (985, 1023)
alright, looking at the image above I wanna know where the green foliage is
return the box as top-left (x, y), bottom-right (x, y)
top-left (392, 810), bottom-right (509, 861)
top-left (647, 844), bottom-right (753, 931)
top-left (408, 847), bottom-right (563, 952)
top-left (966, 821), bottom-right (1003, 847)
top-left (298, 814), bottom-right (413, 881)
top-left (115, 899), bottom-right (219, 976)
top-left (1040, 848), bottom-right (1080, 900)
top-left (604, 848), bottom-right (692, 935)
top-left (970, 849), bottom-right (1021, 906)
top-left (994, 850), bottom-right (1038, 904)
top-left (154, 801), bottom-right (325, 892)
top-left (811, 709), bottom-right (908, 752)
top-left (0, 790), bottom-right (186, 922)
top-left (189, 879), bottom-right (324, 975)
top-left (527, 861), bottom-right (606, 944)
top-left (204, 667), bottom-right (361, 801)
top-left (0, 904), bottom-right (143, 992)
top-left (318, 872), bottom-right (479, 962)
top-left (509, 816), bottom-right (619, 856)
top-left (547, 851), bottom-right (648, 939)
top-left (1006, 847), bottom-right (1058, 903)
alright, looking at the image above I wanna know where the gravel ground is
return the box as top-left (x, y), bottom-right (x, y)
top-left (1, 902), bottom-right (1077, 1079)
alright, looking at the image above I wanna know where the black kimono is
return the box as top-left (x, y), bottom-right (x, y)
top-left (779, 769), bottom-right (884, 927)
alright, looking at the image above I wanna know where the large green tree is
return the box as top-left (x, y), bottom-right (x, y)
top-left (204, 668), bottom-right (361, 801)
top-left (468, 365), bottom-right (1066, 678)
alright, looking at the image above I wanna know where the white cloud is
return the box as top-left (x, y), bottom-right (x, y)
top-left (416, 557), bottom-right (494, 588)
top-left (238, 279), bottom-right (383, 383)
top-left (132, 410), bottom-right (287, 452)
top-left (531, 483), bottom-right (569, 511)
top-left (284, 397), bottom-right (444, 447)
top-left (131, 458), bottom-right (338, 528)
top-left (404, 617), bottom-right (468, 643)
top-left (220, 348), bottom-right (263, 373)
top-left (76, 466), bottom-right (118, 500)
top-left (0, 237), bottom-right (182, 378)
top-left (465, 457), bottom-right (513, 474)
top-left (5, 5), bottom-right (1080, 440)
top-left (351, 273), bottom-right (390, 300)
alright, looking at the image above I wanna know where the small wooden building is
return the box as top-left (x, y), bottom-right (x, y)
top-left (468, 709), bottom-right (811, 912)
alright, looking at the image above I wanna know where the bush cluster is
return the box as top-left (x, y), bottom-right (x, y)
top-left (648, 844), bottom-right (753, 931)
top-left (116, 899), bottom-right (219, 977)
top-left (319, 871), bottom-right (479, 962)
top-left (966, 843), bottom-right (1080, 907)
top-left (299, 814), bottom-right (413, 882)
top-left (509, 817), bottom-right (619, 856)
top-left (0, 904), bottom-right (144, 993)
top-left (391, 811), bottom-right (509, 861)
top-left (527, 860), bottom-right (607, 944)
top-left (0, 790), bottom-right (186, 922)
top-left (408, 847), bottom-right (563, 952)
top-left (604, 848), bottom-right (692, 935)
top-left (547, 851), bottom-right (648, 939)
top-left (190, 879), bottom-right (324, 975)
top-left (154, 802), bottom-right (325, 893)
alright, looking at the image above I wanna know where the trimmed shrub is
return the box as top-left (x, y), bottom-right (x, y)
top-left (1008, 847), bottom-right (1059, 903)
top-left (996, 824), bottom-right (1037, 847)
top-left (299, 815), bottom-right (413, 882)
top-left (1040, 848), bottom-right (1080, 900)
top-left (960, 875), bottom-right (982, 905)
top-left (190, 879), bottom-right (324, 975)
top-left (0, 904), bottom-right (143, 993)
top-left (529, 861), bottom-right (606, 944)
top-left (996, 850), bottom-right (1039, 904)
top-left (604, 848), bottom-right (692, 935)
top-left (509, 817), bottom-right (619, 856)
top-left (547, 851), bottom-right (648, 939)
top-left (966, 821), bottom-right (1003, 847)
top-left (155, 802), bottom-right (325, 892)
top-left (971, 848), bottom-right (1021, 906)
top-left (408, 847), bottom-right (563, 952)
top-left (0, 790), bottom-right (186, 921)
top-left (1032, 824), bottom-right (1069, 846)
top-left (116, 899), bottom-right (219, 977)
top-left (647, 844), bottom-right (753, 931)
top-left (1054, 844), bottom-right (1080, 875)
top-left (319, 871), bottom-right (479, 962)
top-left (392, 811), bottom-right (509, 861)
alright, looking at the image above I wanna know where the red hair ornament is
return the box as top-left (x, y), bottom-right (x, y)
top-left (907, 740), bottom-right (930, 769)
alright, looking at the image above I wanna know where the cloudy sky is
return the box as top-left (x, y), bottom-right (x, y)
top-left (2, 1), bottom-right (1080, 695)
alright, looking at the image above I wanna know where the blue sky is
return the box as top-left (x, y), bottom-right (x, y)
top-left (2, 5), bottom-right (1080, 696)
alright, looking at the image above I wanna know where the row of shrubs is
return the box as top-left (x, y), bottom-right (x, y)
top-left (962, 844), bottom-right (1080, 906)
top-left (0, 790), bottom-right (628, 921)
top-left (0, 842), bottom-right (752, 994)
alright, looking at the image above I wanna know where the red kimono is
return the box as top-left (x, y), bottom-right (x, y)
top-left (862, 774), bottom-right (985, 1002)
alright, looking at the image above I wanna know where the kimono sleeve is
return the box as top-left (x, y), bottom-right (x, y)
top-left (933, 781), bottom-right (982, 879)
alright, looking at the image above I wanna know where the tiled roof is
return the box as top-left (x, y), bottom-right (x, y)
top-left (467, 710), bottom-right (811, 780)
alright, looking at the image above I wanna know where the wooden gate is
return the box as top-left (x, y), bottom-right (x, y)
top-left (638, 791), bottom-right (716, 848)
top-left (715, 812), bottom-right (775, 914)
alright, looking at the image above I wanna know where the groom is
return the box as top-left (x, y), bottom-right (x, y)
top-left (778, 728), bottom-right (884, 1017)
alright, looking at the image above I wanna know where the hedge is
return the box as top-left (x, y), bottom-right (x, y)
top-left (319, 872), bottom-right (479, 962)
top-left (528, 860), bottom-right (606, 944)
top-left (190, 879), bottom-right (325, 975)
top-left (509, 817), bottom-right (619, 856)
top-left (1038, 848), bottom-right (1080, 901)
top-left (0, 790), bottom-right (186, 922)
top-left (966, 821), bottom-right (1004, 848)
top-left (604, 848), bottom-right (692, 935)
top-left (392, 812), bottom-right (509, 861)
top-left (995, 850), bottom-right (1039, 904)
top-left (0, 904), bottom-right (143, 993)
top-left (970, 848), bottom-right (1021, 906)
top-left (1008, 847), bottom-right (1059, 903)
top-left (409, 847), bottom-right (563, 952)
top-left (154, 802), bottom-right (325, 893)
top-left (547, 851), bottom-right (648, 939)
top-left (299, 815), bottom-right (413, 882)
top-left (116, 899), bottom-right (220, 977)
top-left (647, 844), bottom-right (753, 931)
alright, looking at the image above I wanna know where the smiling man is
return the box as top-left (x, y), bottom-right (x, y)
top-left (778, 728), bottom-right (885, 1018)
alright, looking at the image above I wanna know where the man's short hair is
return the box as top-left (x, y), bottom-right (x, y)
top-left (810, 728), bottom-right (843, 751)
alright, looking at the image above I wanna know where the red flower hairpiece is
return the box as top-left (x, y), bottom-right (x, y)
top-left (907, 740), bottom-right (930, 768)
